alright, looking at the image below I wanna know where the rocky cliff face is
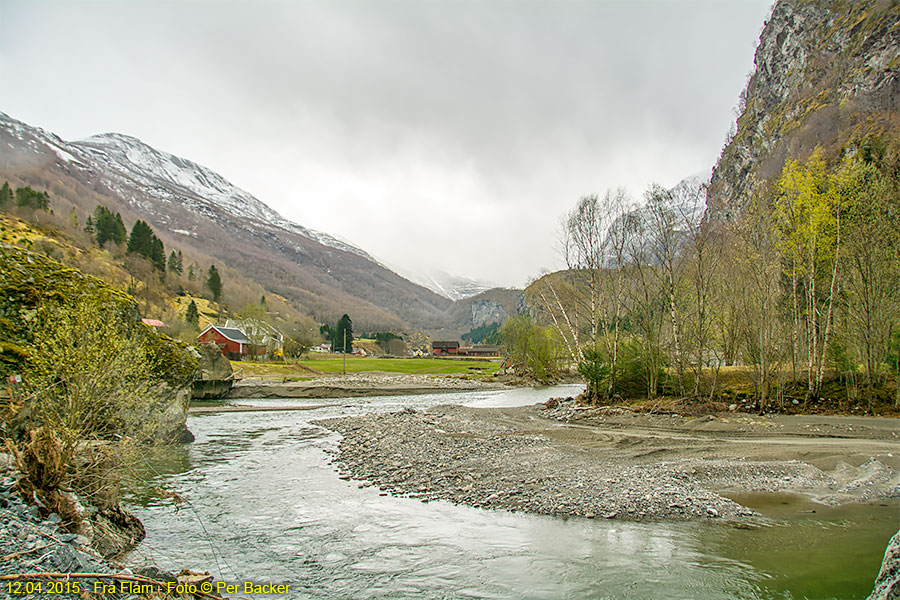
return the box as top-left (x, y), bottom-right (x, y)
top-left (708, 0), bottom-right (900, 217)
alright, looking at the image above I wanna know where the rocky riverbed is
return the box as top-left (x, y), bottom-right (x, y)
top-left (228, 373), bottom-right (505, 399)
top-left (317, 399), bottom-right (900, 522)
top-left (0, 467), bottom-right (217, 600)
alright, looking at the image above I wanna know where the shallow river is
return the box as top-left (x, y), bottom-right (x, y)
top-left (124, 385), bottom-right (897, 600)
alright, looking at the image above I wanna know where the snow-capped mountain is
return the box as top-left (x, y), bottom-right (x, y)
top-left (1, 111), bottom-right (370, 259)
top-left (0, 111), bottom-right (452, 328)
top-left (395, 267), bottom-right (496, 301)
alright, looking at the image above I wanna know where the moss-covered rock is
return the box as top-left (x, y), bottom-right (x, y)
top-left (0, 243), bottom-right (198, 442)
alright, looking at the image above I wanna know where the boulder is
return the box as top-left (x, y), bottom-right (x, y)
top-left (197, 342), bottom-right (233, 381)
top-left (869, 530), bottom-right (900, 600)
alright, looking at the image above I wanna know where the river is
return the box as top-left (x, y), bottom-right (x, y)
top-left (123, 385), bottom-right (897, 599)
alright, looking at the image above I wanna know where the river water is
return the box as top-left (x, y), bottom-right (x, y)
top-left (124, 385), bottom-right (897, 600)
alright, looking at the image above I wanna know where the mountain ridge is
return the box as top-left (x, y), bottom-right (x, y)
top-left (0, 111), bottom-right (453, 330)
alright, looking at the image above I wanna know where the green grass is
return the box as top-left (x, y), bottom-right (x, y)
top-left (234, 356), bottom-right (501, 377)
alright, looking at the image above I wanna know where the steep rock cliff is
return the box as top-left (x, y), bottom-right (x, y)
top-left (708, 0), bottom-right (900, 217)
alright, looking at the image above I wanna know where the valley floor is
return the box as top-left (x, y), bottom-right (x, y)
top-left (317, 398), bottom-right (900, 522)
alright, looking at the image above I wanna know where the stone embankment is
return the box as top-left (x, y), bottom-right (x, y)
top-left (318, 399), bottom-right (900, 522)
top-left (229, 373), bottom-right (505, 399)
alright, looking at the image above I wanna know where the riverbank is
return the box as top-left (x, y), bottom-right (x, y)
top-left (317, 398), bottom-right (900, 522)
top-left (228, 373), bottom-right (506, 399)
top-left (0, 468), bottom-right (219, 600)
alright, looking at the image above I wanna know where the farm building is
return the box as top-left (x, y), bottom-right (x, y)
top-left (198, 324), bottom-right (254, 360)
top-left (459, 345), bottom-right (501, 357)
top-left (432, 341), bottom-right (460, 355)
top-left (225, 318), bottom-right (284, 358)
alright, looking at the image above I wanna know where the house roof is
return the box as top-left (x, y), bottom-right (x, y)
top-left (432, 341), bottom-right (460, 348)
top-left (199, 324), bottom-right (251, 344)
top-left (141, 318), bottom-right (168, 328)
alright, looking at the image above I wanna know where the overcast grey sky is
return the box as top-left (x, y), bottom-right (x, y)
top-left (1, 0), bottom-right (772, 288)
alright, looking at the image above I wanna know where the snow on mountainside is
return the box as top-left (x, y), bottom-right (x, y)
top-left (0, 110), bottom-right (453, 328)
top-left (396, 267), bottom-right (497, 301)
top-left (0, 111), bottom-right (371, 260)
top-left (667, 171), bottom-right (709, 228)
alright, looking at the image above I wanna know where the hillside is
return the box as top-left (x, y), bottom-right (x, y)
top-left (708, 0), bottom-right (900, 216)
top-left (0, 112), bottom-right (452, 330)
top-left (430, 287), bottom-right (525, 339)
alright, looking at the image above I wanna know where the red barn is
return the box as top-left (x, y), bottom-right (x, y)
top-left (198, 325), bottom-right (252, 359)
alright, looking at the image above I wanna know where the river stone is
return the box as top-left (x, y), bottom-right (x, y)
top-left (868, 529), bottom-right (900, 600)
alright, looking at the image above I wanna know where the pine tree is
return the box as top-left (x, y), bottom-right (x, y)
top-left (187, 263), bottom-right (196, 281)
top-left (334, 314), bottom-right (353, 354)
top-left (83, 215), bottom-right (95, 236)
top-left (206, 265), bottom-right (223, 301)
top-left (185, 299), bottom-right (199, 327)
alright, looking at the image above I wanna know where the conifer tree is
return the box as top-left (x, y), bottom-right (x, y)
top-left (206, 265), bottom-right (223, 301)
top-left (0, 182), bottom-right (12, 209)
top-left (167, 250), bottom-right (184, 274)
top-left (14, 186), bottom-right (50, 210)
top-left (185, 299), bottom-right (199, 327)
top-left (334, 314), bottom-right (353, 354)
top-left (93, 206), bottom-right (126, 247)
top-left (127, 220), bottom-right (154, 256)
top-left (150, 236), bottom-right (165, 272)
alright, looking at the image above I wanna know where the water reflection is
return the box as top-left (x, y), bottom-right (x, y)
top-left (123, 385), bottom-right (894, 600)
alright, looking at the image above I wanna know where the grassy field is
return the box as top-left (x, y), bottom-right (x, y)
top-left (233, 355), bottom-right (502, 378)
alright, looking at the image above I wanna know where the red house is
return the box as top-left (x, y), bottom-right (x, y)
top-left (198, 324), bottom-right (253, 359)
top-left (432, 341), bottom-right (460, 356)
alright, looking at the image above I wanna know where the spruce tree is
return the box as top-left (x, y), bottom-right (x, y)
top-left (94, 206), bottom-right (126, 247)
top-left (14, 186), bottom-right (50, 210)
top-left (127, 220), bottom-right (154, 256)
top-left (206, 265), bottom-right (223, 301)
top-left (114, 213), bottom-right (126, 244)
top-left (150, 236), bottom-right (165, 272)
top-left (0, 182), bottom-right (12, 209)
top-left (185, 299), bottom-right (199, 327)
top-left (167, 250), bottom-right (184, 275)
top-left (335, 314), bottom-right (353, 354)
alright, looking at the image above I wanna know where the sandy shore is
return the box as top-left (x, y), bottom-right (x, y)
top-left (227, 373), bottom-right (505, 399)
top-left (317, 398), bottom-right (900, 521)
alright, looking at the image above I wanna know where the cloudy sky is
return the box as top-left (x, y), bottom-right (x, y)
top-left (1, 0), bottom-right (772, 289)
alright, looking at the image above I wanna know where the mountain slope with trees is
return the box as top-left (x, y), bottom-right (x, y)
top-left (523, 0), bottom-right (900, 412)
top-left (0, 112), bottom-right (452, 331)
